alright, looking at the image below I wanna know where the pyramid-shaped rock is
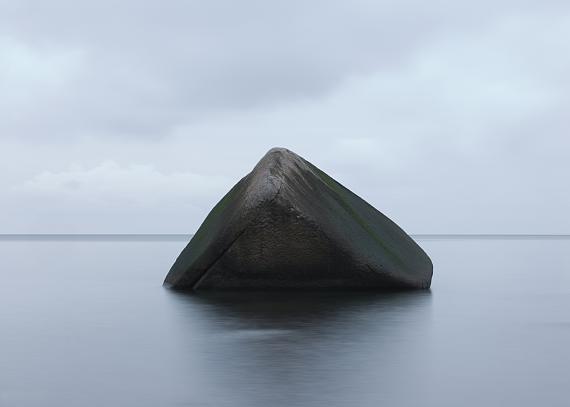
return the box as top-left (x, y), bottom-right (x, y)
top-left (164, 148), bottom-right (432, 290)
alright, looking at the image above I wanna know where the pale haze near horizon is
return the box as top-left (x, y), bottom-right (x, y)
top-left (0, 1), bottom-right (568, 234)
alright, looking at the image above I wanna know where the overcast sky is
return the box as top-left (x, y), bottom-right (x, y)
top-left (1, 0), bottom-right (568, 234)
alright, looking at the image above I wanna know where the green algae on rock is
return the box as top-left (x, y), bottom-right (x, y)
top-left (164, 148), bottom-right (432, 291)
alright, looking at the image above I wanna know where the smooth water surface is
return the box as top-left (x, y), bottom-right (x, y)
top-left (1, 237), bottom-right (569, 406)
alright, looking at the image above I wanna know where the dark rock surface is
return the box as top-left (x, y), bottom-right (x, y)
top-left (164, 148), bottom-right (432, 290)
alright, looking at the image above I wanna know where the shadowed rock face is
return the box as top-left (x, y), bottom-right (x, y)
top-left (164, 148), bottom-right (432, 291)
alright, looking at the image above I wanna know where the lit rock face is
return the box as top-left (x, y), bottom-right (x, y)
top-left (164, 148), bottom-right (432, 291)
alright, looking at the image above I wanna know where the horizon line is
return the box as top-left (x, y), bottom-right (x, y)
top-left (0, 233), bottom-right (569, 241)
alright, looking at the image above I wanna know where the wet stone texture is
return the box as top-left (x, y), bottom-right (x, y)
top-left (164, 147), bottom-right (433, 291)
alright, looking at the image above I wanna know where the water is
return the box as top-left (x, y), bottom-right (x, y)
top-left (1, 237), bottom-right (569, 406)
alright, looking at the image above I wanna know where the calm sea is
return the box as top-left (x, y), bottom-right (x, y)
top-left (1, 236), bottom-right (569, 406)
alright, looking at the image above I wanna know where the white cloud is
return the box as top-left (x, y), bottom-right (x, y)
top-left (7, 162), bottom-right (232, 233)
top-left (22, 162), bottom-right (227, 203)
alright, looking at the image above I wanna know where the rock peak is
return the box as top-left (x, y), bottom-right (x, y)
top-left (256, 147), bottom-right (306, 171)
top-left (266, 146), bottom-right (291, 155)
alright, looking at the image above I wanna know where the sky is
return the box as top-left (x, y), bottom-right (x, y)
top-left (0, 0), bottom-right (569, 234)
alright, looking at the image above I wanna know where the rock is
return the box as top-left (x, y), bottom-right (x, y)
top-left (164, 147), bottom-right (432, 290)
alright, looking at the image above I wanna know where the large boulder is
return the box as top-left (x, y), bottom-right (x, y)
top-left (164, 148), bottom-right (432, 290)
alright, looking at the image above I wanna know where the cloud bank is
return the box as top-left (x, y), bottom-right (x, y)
top-left (0, 0), bottom-right (568, 233)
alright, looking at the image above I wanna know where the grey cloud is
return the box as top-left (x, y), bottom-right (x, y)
top-left (0, 1), bottom-right (569, 233)
top-left (2, 0), bottom-right (567, 139)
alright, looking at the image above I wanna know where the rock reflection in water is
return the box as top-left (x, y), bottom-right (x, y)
top-left (164, 291), bottom-right (432, 407)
